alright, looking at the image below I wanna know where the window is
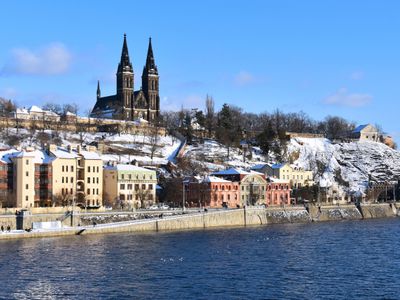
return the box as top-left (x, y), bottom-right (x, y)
top-left (129, 174), bottom-right (132, 180)
top-left (96, 177), bottom-right (99, 184)
top-left (96, 188), bottom-right (99, 195)
top-left (135, 184), bottom-right (139, 190)
top-left (26, 160), bottom-right (29, 165)
top-left (66, 166), bottom-right (68, 172)
top-left (93, 188), bottom-right (95, 195)
top-left (66, 177), bottom-right (68, 183)
top-left (148, 184), bottom-right (153, 190)
top-left (25, 184), bottom-right (29, 190)
top-left (62, 166), bottom-right (64, 172)
top-left (128, 184), bottom-right (132, 190)
top-left (93, 177), bottom-right (95, 184)
top-left (71, 177), bottom-right (74, 183)
top-left (62, 188), bottom-right (64, 195)
top-left (70, 188), bottom-right (73, 194)
top-left (120, 184), bottom-right (125, 190)
top-left (97, 166), bottom-right (99, 173)
top-left (87, 188), bottom-right (90, 195)
top-left (62, 177), bottom-right (64, 183)
top-left (87, 177), bottom-right (90, 183)
top-left (26, 195), bottom-right (29, 201)
top-left (121, 174), bottom-right (124, 180)
top-left (142, 184), bottom-right (146, 190)
top-left (71, 166), bottom-right (74, 172)
top-left (26, 171), bottom-right (29, 177)
top-left (88, 166), bottom-right (90, 172)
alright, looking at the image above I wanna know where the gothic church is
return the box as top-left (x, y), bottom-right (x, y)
top-left (91, 34), bottom-right (160, 122)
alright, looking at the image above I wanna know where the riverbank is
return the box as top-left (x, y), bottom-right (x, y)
top-left (0, 203), bottom-right (398, 240)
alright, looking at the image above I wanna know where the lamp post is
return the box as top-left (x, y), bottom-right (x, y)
top-left (182, 180), bottom-right (186, 212)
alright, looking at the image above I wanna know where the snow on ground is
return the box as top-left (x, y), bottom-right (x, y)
top-left (183, 139), bottom-right (267, 171)
top-left (288, 137), bottom-right (400, 196)
top-left (0, 128), bottom-right (182, 165)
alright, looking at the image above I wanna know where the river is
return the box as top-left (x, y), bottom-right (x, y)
top-left (1, 218), bottom-right (399, 299)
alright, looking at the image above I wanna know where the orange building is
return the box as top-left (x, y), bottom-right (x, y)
top-left (185, 176), bottom-right (240, 208)
top-left (266, 178), bottom-right (291, 206)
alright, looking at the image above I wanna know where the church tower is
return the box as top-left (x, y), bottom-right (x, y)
top-left (116, 34), bottom-right (134, 120)
top-left (142, 37), bottom-right (160, 121)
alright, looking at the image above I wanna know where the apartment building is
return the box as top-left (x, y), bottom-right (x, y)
top-left (253, 163), bottom-right (313, 189)
top-left (0, 145), bottom-right (103, 208)
top-left (185, 176), bottom-right (240, 208)
top-left (103, 164), bottom-right (157, 209)
top-left (211, 168), bottom-right (268, 206)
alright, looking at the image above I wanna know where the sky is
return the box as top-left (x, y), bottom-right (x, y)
top-left (1, 1), bottom-right (400, 138)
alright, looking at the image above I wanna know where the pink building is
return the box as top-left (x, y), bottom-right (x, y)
top-left (186, 176), bottom-right (240, 208)
top-left (266, 178), bottom-right (291, 206)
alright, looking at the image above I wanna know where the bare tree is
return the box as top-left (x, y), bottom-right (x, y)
top-left (149, 118), bottom-right (162, 161)
top-left (205, 95), bottom-right (215, 137)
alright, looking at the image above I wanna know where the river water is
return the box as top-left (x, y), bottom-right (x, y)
top-left (1, 218), bottom-right (399, 299)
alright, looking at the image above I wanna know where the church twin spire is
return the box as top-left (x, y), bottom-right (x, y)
top-left (118, 33), bottom-right (133, 73)
top-left (93, 34), bottom-right (160, 122)
top-left (144, 37), bottom-right (158, 74)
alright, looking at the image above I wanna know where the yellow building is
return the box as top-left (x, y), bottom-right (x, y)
top-left (12, 152), bottom-right (36, 208)
top-left (48, 145), bottom-right (78, 206)
top-left (103, 164), bottom-right (157, 209)
top-left (269, 163), bottom-right (313, 189)
top-left (76, 146), bottom-right (103, 208)
top-left (252, 163), bottom-right (314, 189)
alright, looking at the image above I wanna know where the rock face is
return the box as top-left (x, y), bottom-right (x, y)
top-left (289, 138), bottom-right (400, 196)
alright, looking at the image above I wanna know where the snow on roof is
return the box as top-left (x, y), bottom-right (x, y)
top-left (105, 164), bottom-right (154, 172)
top-left (79, 150), bottom-right (102, 160)
top-left (202, 176), bottom-right (233, 183)
top-left (28, 105), bottom-right (43, 113)
top-left (211, 168), bottom-right (250, 176)
top-left (271, 163), bottom-right (287, 169)
top-left (65, 111), bottom-right (76, 116)
top-left (14, 150), bottom-right (53, 164)
top-left (44, 110), bottom-right (59, 116)
top-left (268, 177), bottom-right (290, 184)
top-left (0, 149), bottom-right (19, 164)
top-left (50, 148), bottom-right (79, 159)
top-left (16, 108), bottom-right (29, 114)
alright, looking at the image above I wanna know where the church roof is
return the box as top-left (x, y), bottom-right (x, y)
top-left (92, 95), bottom-right (117, 111)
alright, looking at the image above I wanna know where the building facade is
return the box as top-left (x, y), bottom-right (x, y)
top-left (261, 163), bottom-right (313, 189)
top-left (0, 145), bottom-right (103, 209)
top-left (185, 176), bottom-right (240, 208)
top-left (351, 124), bottom-right (379, 142)
top-left (265, 178), bottom-right (291, 206)
top-left (91, 34), bottom-right (160, 122)
top-left (103, 164), bottom-right (157, 209)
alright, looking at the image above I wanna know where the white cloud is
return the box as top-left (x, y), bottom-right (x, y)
top-left (350, 71), bottom-right (364, 80)
top-left (323, 88), bottom-right (372, 107)
top-left (1, 43), bottom-right (72, 76)
top-left (234, 71), bottom-right (256, 86)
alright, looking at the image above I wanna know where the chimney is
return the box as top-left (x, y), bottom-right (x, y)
top-left (48, 144), bottom-right (57, 152)
top-left (77, 145), bottom-right (81, 154)
top-left (67, 145), bottom-right (72, 153)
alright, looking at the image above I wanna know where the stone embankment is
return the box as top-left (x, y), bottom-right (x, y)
top-left (0, 203), bottom-right (398, 240)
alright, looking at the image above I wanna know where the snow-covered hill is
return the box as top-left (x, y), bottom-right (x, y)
top-left (289, 138), bottom-right (400, 196)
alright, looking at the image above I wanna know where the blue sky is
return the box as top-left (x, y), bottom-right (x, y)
top-left (1, 1), bottom-right (400, 137)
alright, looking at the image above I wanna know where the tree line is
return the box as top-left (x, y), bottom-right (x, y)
top-left (160, 95), bottom-right (369, 160)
